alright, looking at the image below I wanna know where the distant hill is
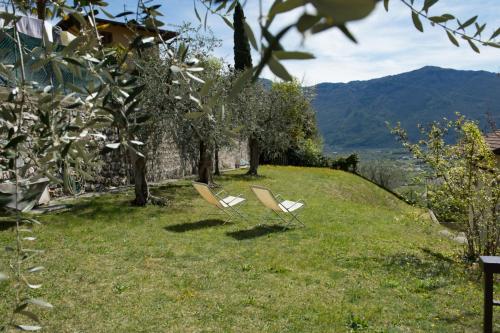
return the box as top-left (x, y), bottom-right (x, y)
top-left (309, 66), bottom-right (500, 151)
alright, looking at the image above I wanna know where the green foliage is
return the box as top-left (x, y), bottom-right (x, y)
top-left (426, 186), bottom-right (464, 222)
top-left (0, 0), bottom-right (208, 328)
top-left (0, 3), bottom-right (96, 328)
top-left (331, 154), bottom-right (359, 173)
top-left (258, 79), bottom-right (322, 168)
top-left (396, 0), bottom-right (500, 52)
top-left (242, 79), bottom-right (327, 169)
top-left (285, 138), bottom-right (331, 167)
top-left (391, 115), bottom-right (500, 259)
top-left (137, 24), bottom-right (236, 183)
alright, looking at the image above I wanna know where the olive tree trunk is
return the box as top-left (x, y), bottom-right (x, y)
top-left (214, 144), bottom-right (221, 176)
top-left (130, 150), bottom-right (149, 206)
top-left (247, 135), bottom-right (260, 176)
top-left (198, 140), bottom-right (213, 184)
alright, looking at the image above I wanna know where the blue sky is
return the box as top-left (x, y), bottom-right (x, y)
top-left (106, 1), bottom-right (500, 85)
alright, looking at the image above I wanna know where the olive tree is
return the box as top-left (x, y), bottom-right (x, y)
top-left (0, 1), bottom-right (108, 328)
top-left (231, 78), bottom-right (319, 175)
top-left (261, 80), bottom-right (320, 165)
top-left (137, 24), bottom-right (231, 185)
top-left (0, 0), bottom-right (206, 329)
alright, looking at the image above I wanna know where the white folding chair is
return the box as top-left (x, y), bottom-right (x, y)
top-left (250, 185), bottom-right (305, 228)
top-left (192, 182), bottom-right (246, 223)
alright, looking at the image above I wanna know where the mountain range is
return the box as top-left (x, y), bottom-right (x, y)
top-left (307, 66), bottom-right (500, 151)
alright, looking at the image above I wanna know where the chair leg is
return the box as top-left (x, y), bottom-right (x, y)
top-left (256, 210), bottom-right (275, 227)
top-left (290, 211), bottom-right (305, 227)
top-left (219, 207), bottom-right (236, 224)
top-left (273, 211), bottom-right (292, 229)
top-left (228, 205), bottom-right (247, 220)
top-left (278, 210), bottom-right (305, 228)
top-left (221, 204), bottom-right (250, 224)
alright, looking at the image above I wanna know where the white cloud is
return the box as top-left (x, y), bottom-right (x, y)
top-left (120, 0), bottom-right (500, 84)
top-left (263, 0), bottom-right (500, 84)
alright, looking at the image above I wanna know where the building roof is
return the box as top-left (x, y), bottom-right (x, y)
top-left (56, 16), bottom-right (176, 40)
top-left (484, 130), bottom-right (500, 154)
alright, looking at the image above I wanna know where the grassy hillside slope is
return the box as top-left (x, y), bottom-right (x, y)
top-left (0, 166), bottom-right (485, 332)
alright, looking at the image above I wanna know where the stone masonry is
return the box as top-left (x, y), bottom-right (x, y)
top-left (98, 134), bottom-right (249, 187)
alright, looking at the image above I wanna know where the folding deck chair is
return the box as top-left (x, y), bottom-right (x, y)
top-left (250, 185), bottom-right (305, 228)
top-left (192, 182), bottom-right (246, 223)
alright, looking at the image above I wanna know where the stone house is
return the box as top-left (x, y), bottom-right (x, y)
top-left (484, 130), bottom-right (500, 166)
top-left (55, 16), bottom-right (176, 48)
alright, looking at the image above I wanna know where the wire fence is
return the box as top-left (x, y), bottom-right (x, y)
top-left (0, 29), bottom-right (87, 90)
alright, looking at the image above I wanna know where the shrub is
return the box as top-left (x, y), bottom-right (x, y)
top-left (263, 138), bottom-right (332, 168)
top-left (287, 139), bottom-right (331, 167)
top-left (391, 116), bottom-right (500, 259)
top-left (331, 154), bottom-right (359, 172)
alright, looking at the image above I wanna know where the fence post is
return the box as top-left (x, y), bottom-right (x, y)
top-left (480, 256), bottom-right (500, 333)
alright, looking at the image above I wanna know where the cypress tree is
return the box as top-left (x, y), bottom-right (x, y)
top-left (233, 1), bottom-right (252, 71)
top-left (233, 2), bottom-right (259, 175)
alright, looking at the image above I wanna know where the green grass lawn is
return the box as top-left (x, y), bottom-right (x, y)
top-left (0, 166), bottom-right (490, 332)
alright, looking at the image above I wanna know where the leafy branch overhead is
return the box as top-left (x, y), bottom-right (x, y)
top-left (199, 0), bottom-right (377, 81)
top-left (0, 0), bottom-right (208, 329)
top-left (198, 0), bottom-right (499, 90)
top-left (395, 0), bottom-right (500, 53)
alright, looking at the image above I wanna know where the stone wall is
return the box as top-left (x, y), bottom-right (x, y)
top-left (144, 137), bottom-right (248, 183)
top-left (218, 140), bottom-right (249, 170)
top-left (1, 124), bottom-right (248, 187)
top-left (98, 133), bottom-right (249, 187)
top-left (146, 136), bottom-right (196, 183)
top-left (98, 147), bottom-right (130, 187)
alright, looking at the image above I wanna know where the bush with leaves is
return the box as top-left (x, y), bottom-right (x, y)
top-left (283, 138), bottom-right (331, 168)
top-left (331, 154), bottom-right (359, 173)
top-left (391, 115), bottom-right (500, 260)
top-left (0, 2), bottom-right (104, 329)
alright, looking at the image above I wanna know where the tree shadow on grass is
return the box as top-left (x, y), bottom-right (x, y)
top-left (164, 219), bottom-right (230, 233)
top-left (66, 199), bottom-right (134, 215)
top-left (152, 183), bottom-right (197, 202)
top-left (0, 221), bottom-right (16, 231)
top-left (378, 252), bottom-right (454, 293)
top-left (420, 247), bottom-right (454, 264)
top-left (215, 173), bottom-right (268, 183)
top-left (382, 249), bottom-right (454, 281)
top-left (47, 182), bottom-right (197, 220)
top-left (226, 224), bottom-right (288, 240)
